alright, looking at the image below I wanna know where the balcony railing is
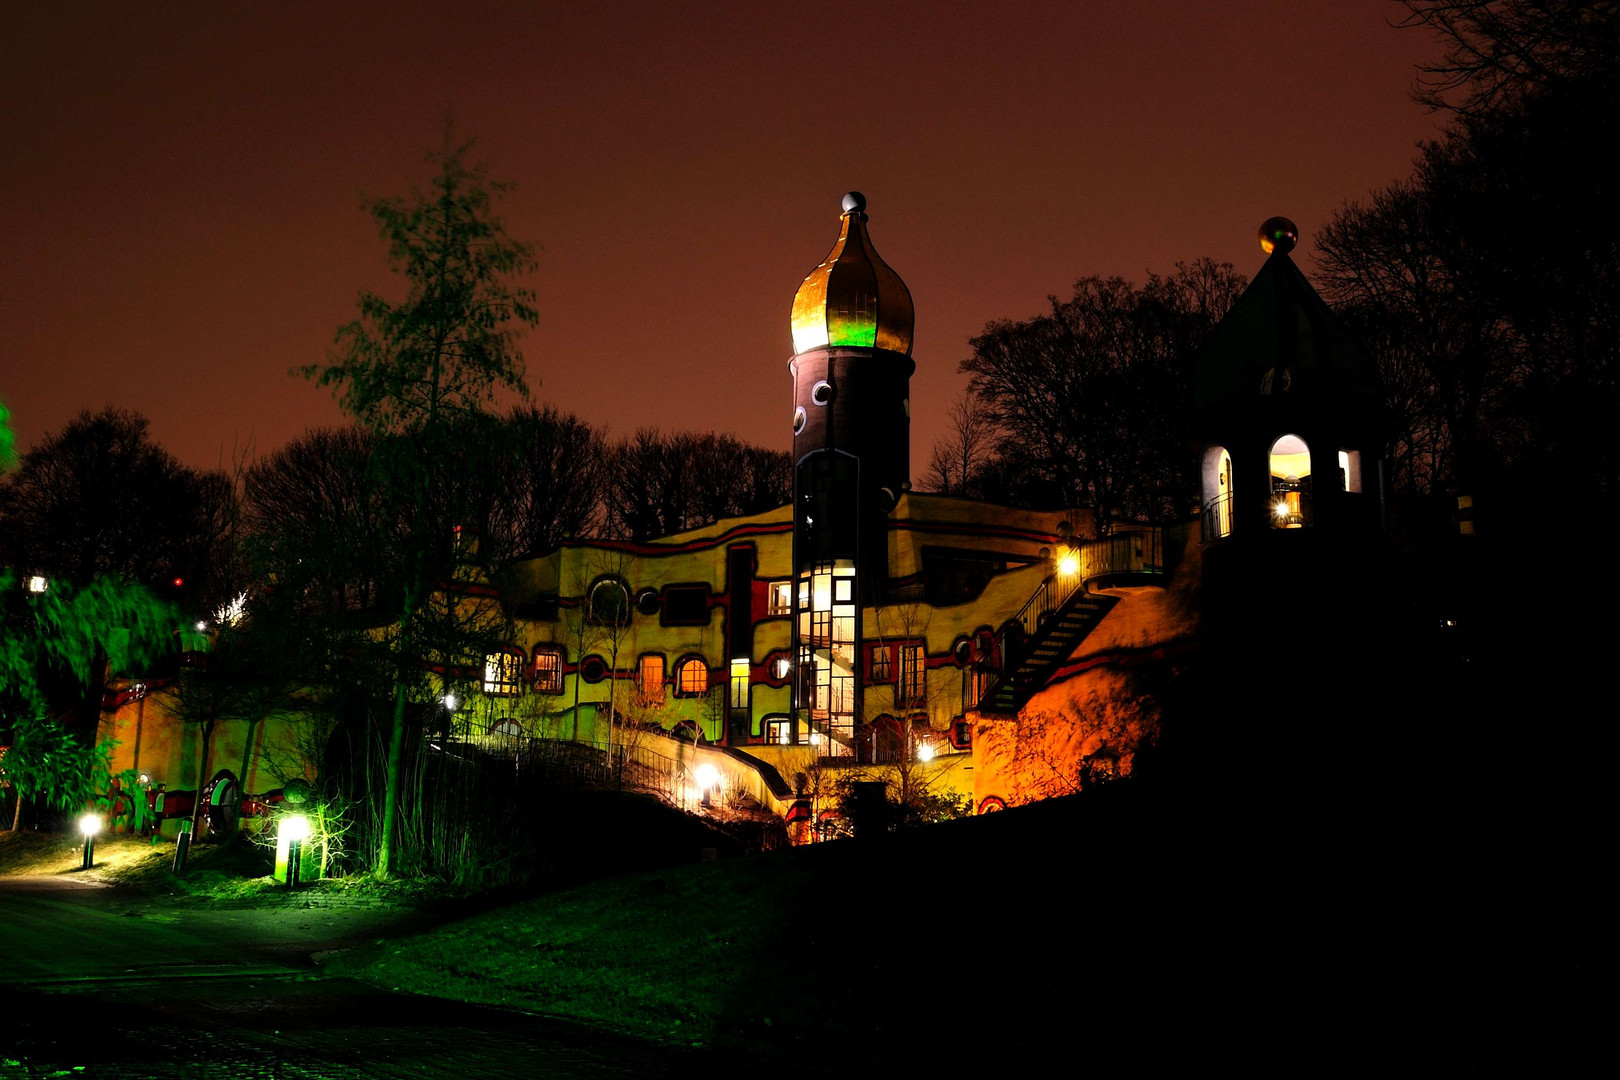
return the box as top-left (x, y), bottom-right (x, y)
top-left (1002, 529), bottom-right (1164, 641)
top-left (1202, 492), bottom-right (1234, 542)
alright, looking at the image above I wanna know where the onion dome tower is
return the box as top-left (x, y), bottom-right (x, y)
top-left (1192, 217), bottom-right (1386, 560)
top-left (789, 191), bottom-right (916, 510)
top-left (787, 192), bottom-right (915, 755)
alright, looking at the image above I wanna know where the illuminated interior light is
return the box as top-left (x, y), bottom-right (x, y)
top-left (26, 575), bottom-right (49, 593)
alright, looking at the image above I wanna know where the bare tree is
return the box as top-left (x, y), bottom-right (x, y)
top-left (959, 260), bottom-right (1245, 530)
top-left (1397, 0), bottom-right (1620, 117)
top-left (925, 393), bottom-right (995, 496)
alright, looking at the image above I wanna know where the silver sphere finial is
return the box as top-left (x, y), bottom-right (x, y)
top-left (1259, 216), bottom-right (1299, 256)
top-left (841, 191), bottom-right (867, 215)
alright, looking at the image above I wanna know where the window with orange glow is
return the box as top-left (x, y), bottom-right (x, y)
top-left (637, 655), bottom-right (665, 705)
top-left (532, 647), bottom-right (563, 694)
top-left (899, 644), bottom-right (925, 705)
top-left (483, 651), bottom-right (524, 696)
top-left (676, 658), bottom-right (708, 696)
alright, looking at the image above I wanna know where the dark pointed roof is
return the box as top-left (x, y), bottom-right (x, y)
top-left (1193, 246), bottom-right (1379, 410)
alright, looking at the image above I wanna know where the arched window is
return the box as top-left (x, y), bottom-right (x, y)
top-left (1269, 434), bottom-right (1312, 529)
top-left (1201, 445), bottom-right (1234, 539)
top-left (675, 657), bottom-right (709, 696)
top-left (588, 577), bottom-right (631, 625)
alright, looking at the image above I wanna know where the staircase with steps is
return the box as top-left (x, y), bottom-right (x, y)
top-left (976, 529), bottom-right (1170, 714)
top-left (978, 588), bottom-right (1118, 713)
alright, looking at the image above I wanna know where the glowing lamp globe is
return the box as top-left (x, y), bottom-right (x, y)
top-left (1259, 216), bottom-right (1299, 256)
top-left (79, 813), bottom-right (102, 838)
top-left (280, 814), bottom-right (311, 843)
top-left (694, 764), bottom-right (720, 790)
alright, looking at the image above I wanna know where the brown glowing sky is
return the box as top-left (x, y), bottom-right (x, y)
top-left (1, 1), bottom-right (1444, 483)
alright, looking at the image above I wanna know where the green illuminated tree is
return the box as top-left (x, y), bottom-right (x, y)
top-left (0, 567), bottom-right (175, 830)
top-left (302, 138), bottom-right (536, 877)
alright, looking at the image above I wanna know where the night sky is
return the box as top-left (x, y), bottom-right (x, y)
top-left (2, 1), bottom-right (1443, 482)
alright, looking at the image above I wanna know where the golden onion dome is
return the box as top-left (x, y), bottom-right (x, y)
top-left (790, 192), bottom-right (915, 356)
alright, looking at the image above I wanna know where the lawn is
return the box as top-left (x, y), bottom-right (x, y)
top-left (320, 786), bottom-right (1216, 1072)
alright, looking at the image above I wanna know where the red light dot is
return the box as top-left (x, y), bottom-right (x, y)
top-left (172, 577), bottom-right (184, 588)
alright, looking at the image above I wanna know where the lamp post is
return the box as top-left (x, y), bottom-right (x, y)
top-left (277, 813), bottom-right (311, 888)
top-left (694, 763), bottom-right (719, 808)
top-left (79, 813), bottom-right (101, 870)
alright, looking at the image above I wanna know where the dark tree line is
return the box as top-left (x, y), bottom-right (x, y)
top-left (1316, 0), bottom-right (1619, 527)
top-left (935, 2), bottom-right (1618, 540)
top-left (935, 260), bottom-right (1247, 533)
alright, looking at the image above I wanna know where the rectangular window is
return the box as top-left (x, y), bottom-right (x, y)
top-left (766, 718), bottom-right (794, 745)
top-left (767, 580), bottom-right (792, 615)
top-left (484, 651), bottom-right (523, 696)
top-left (1338, 448), bottom-right (1363, 493)
top-left (532, 648), bottom-right (563, 694)
top-left (730, 658), bottom-right (750, 709)
top-left (900, 644), bottom-right (925, 706)
top-left (663, 585), bottom-right (709, 625)
top-left (871, 646), bottom-right (892, 683)
top-left (637, 655), bottom-right (665, 705)
top-left (965, 667), bottom-right (991, 710)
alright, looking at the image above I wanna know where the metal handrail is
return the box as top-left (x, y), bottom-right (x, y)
top-left (984, 529), bottom-right (1166, 705)
top-left (1202, 493), bottom-right (1234, 542)
top-left (1003, 530), bottom-right (1162, 641)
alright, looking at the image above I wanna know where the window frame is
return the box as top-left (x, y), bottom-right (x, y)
top-left (637, 654), bottom-right (666, 706)
top-left (899, 643), bottom-right (926, 706)
top-left (675, 657), bottom-right (709, 697)
top-left (483, 649), bottom-right (525, 697)
top-left (661, 584), bottom-right (710, 627)
top-left (587, 576), bottom-right (632, 626)
top-left (531, 646), bottom-right (564, 694)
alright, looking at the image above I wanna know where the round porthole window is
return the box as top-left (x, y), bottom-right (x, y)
top-left (580, 656), bottom-right (608, 683)
top-left (811, 380), bottom-right (833, 406)
top-left (635, 589), bottom-right (661, 615)
top-left (793, 406), bottom-right (806, 434)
